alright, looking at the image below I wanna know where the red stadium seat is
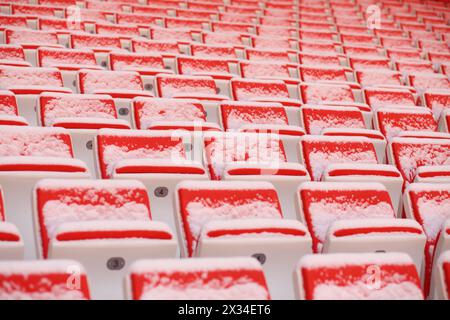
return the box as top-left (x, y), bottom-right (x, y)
top-left (127, 257), bottom-right (270, 300)
top-left (432, 251), bottom-right (450, 300)
top-left (0, 186), bottom-right (23, 260)
top-left (34, 179), bottom-right (176, 299)
top-left (296, 252), bottom-right (423, 300)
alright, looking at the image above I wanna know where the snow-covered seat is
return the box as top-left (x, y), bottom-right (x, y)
top-left (220, 101), bottom-right (304, 160)
top-left (299, 65), bottom-right (360, 91)
top-left (0, 126), bottom-right (90, 259)
top-left (176, 56), bottom-right (236, 96)
top-left (239, 61), bottom-right (300, 97)
top-left (299, 135), bottom-right (379, 181)
top-left (432, 251), bottom-right (450, 300)
top-left (404, 183), bottom-right (450, 291)
top-left (11, 3), bottom-right (65, 18)
top-left (150, 27), bottom-right (195, 53)
top-left (70, 33), bottom-right (125, 67)
top-left (127, 257), bottom-right (270, 300)
top-left (94, 129), bottom-right (208, 231)
top-left (0, 16), bottom-right (27, 44)
top-left (298, 52), bottom-right (344, 68)
top-left (300, 105), bottom-right (366, 135)
top-left (175, 180), bottom-right (312, 299)
top-left (0, 186), bottom-right (23, 260)
top-left (348, 56), bottom-right (391, 70)
top-left (296, 252), bottom-right (423, 300)
top-left (95, 23), bottom-right (140, 49)
top-left (155, 74), bottom-right (229, 123)
top-left (190, 43), bottom-right (238, 59)
top-left (33, 179), bottom-right (177, 299)
top-left (131, 38), bottom-right (181, 69)
top-left (78, 69), bottom-right (153, 122)
top-left (319, 128), bottom-right (387, 164)
top-left (38, 93), bottom-right (130, 175)
top-left (203, 131), bottom-right (308, 218)
top-left (364, 87), bottom-right (416, 111)
top-left (109, 51), bottom-right (173, 93)
top-left (246, 48), bottom-right (293, 63)
top-left (395, 60), bottom-right (435, 74)
top-left (408, 73), bottom-right (450, 93)
top-left (37, 17), bottom-right (85, 47)
top-left (297, 182), bottom-right (396, 253)
top-left (0, 44), bottom-right (31, 67)
top-left (0, 260), bottom-right (91, 300)
top-left (387, 134), bottom-right (450, 184)
top-left (0, 90), bottom-right (28, 126)
top-left (374, 108), bottom-right (437, 141)
top-left (355, 69), bottom-right (415, 92)
top-left (37, 47), bottom-right (102, 92)
top-left (230, 78), bottom-right (301, 113)
top-left (0, 66), bottom-right (72, 125)
top-left (423, 89), bottom-right (450, 120)
top-left (299, 83), bottom-right (368, 112)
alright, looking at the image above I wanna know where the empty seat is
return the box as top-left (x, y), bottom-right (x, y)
top-left (404, 183), bottom-right (450, 295)
top-left (0, 260), bottom-right (90, 300)
top-left (296, 252), bottom-right (423, 300)
top-left (34, 179), bottom-right (177, 299)
top-left (4, 28), bottom-right (61, 51)
top-left (388, 135), bottom-right (450, 184)
top-left (355, 69), bottom-right (411, 91)
top-left (348, 56), bottom-right (391, 70)
top-left (364, 87), bottom-right (416, 111)
top-left (190, 43), bottom-right (238, 59)
top-left (95, 129), bottom-right (207, 231)
top-left (297, 182), bottom-right (396, 253)
top-left (70, 33), bottom-right (124, 67)
top-left (300, 105), bottom-right (365, 135)
top-left (231, 78), bottom-right (301, 108)
top-left (239, 61), bottom-right (298, 86)
top-left (132, 97), bottom-right (219, 132)
top-left (408, 73), bottom-right (450, 92)
top-left (0, 90), bottom-right (28, 126)
top-left (0, 126), bottom-right (89, 259)
top-left (299, 65), bottom-right (359, 90)
top-left (39, 92), bottom-right (130, 174)
top-left (432, 251), bottom-right (450, 300)
top-left (246, 48), bottom-right (292, 63)
top-left (300, 83), bottom-right (367, 110)
top-left (175, 180), bottom-right (312, 299)
top-left (127, 257), bottom-right (270, 300)
top-left (299, 135), bottom-right (379, 181)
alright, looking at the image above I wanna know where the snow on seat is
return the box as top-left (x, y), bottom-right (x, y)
top-left (386, 48), bottom-right (423, 62)
top-left (0, 260), bottom-right (90, 300)
top-left (388, 134), bottom-right (450, 184)
top-left (299, 65), bottom-right (360, 89)
top-left (395, 60), bottom-right (435, 74)
top-left (348, 56), bottom-right (391, 70)
top-left (251, 35), bottom-right (295, 50)
top-left (176, 56), bottom-right (235, 96)
top-left (342, 44), bottom-right (381, 57)
top-left (109, 51), bottom-right (171, 77)
top-left (408, 73), bottom-right (450, 93)
top-left (0, 90), bottom-right (27, 126)
top-left (432, 251), bottom-right (450, 300)
top-left (95, 23), bottom-right (140, 39)
top-left (297, 40), bottom-right (337, 54)
top-left (0, 126), bottom-right (89, 259)
top-left (230, 78), bottom-right (301, 108)
top-left (37, 47), bottom-right (102, 91)
top-left (164, 17), bottom-right (207, 30)
top-left (39, 92), bottom-right (130, 174)
top-left (300, 105), bottom-right (365, 135)
top-left (34, 179), bottom-right (176, 299)
top-left (175, 180), bottom-right (311, 299)
top-left (245, 48), bottom-right (292, 63)
top-left (150, 27), bottom-right (195, 52)
top-left (130, 38), bottom-right (181, 70)
top-left (201, 31), bottom-right (245, 47)
top-left (132, 97), bottom-right (219, 135)
top-left (0, 44), bottom-right (31, 67)
top-left (298, 52), bottom-right (346, 68)
top-left (239, 61), bottom-right (299, 88)
top-left (414, 165), bottom-right (450, 183)
top-left (423, 89), bottom-right (450, 120)
top-left (0, 185), bottom-right (23, 260)
top-left (354, 69), bottom-right (414, 92)
top-left (296, 252), bottom-right (423, 300)
top-left (375, 108), bottom-right (437, 142)
top-left (190, 43), bottom-right (238, 59)
top-left (0, 66), bottom-right (71, 125)
top-left (95, 129), bottom-right (207, 230)
top-left (297, 181), bottom-right (396, 253)
top-left (127, 257), bottom-right (270, 300)
top-left (404, 183), bottom-right (450, 295)
top-left (364, 87), bottom-right (416, 111)
top-left (299, 135), bottom-right (379, 181)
